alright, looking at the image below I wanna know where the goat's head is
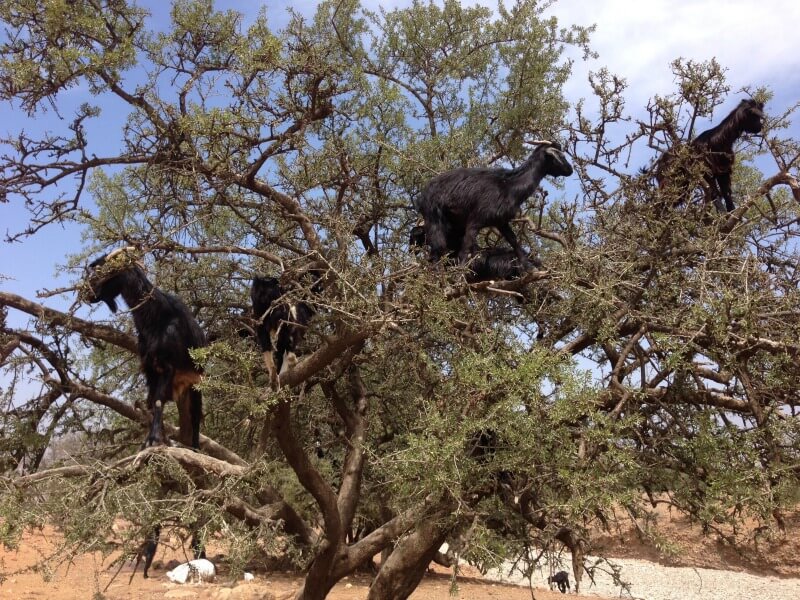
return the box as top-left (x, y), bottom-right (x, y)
top-left (734, 99), bottom-right (764, 133)
top-left (530, 140), bottom-right (574, 178)
top-left (82, 246), bottom-right (141, 312)
top-left (409, 224), bottom-right (426, 250)
top-left (739, 99), bottom-right (765, 134)
top-left (251, 276), bottom-right (284, 314)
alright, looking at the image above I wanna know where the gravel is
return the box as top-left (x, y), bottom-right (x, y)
top-left (484, 555), bottom-right (800, 600)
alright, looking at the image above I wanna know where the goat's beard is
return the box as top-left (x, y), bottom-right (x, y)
top-left (101, 297), bottom-right (118, 313)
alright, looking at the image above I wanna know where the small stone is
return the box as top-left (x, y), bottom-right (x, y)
top-left (227, 584), bottom-right (276, 600)
top-left (344, 582), bottom-right (353, 589)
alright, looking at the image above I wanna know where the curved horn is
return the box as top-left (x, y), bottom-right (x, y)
top-left (105, 246), bottom-right (138, 260)
top-left (524, 139), bottom-right (555, 146)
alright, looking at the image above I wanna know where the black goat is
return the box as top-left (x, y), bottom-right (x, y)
top-left (409, 221), bottom-right (465, 260)
top-left (132, 524), bottom-right (205, 580)
top-left (251, 276), bottom-right (315, 387)
top-left (655, 99), bottom-right (764, 212)
top-left (414, 141), bottom-right (573, 265)
top-left (83, 247), bottom-right (206, 578)
top-left (464, 248), bottom-right (525, 283)
top-left (83, 247), bottom-right (205, 449)
top-left (548, 570), bottom-right (570, 594)
top-left (410, 224), bottom-right (526, 283)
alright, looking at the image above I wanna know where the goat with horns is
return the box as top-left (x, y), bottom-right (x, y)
top-left (414, 140), bottom-right (573, 265)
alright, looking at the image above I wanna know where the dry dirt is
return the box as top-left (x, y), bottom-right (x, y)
top-left (1, 504), bottom-right (799, 600)
top-left (0, 527), bottom-right (604, 600)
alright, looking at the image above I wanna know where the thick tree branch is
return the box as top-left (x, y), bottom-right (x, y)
top-left (0, 292), bottom-right (137, 353)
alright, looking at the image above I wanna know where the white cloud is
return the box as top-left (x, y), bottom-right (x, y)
top-left (549, 0), bottom-right (800, 105)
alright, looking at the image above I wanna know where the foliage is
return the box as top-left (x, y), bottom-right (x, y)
top-left (1, 1), bottom-right (800, 599)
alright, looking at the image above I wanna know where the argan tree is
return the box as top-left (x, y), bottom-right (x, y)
top-left (1, 1), bottom-right (799, 599)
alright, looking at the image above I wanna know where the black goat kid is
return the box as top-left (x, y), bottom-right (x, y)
top-left (656, 99), bottom-right (764, 212)
top-left (415, 141), bottom-right (573, 265)
top-left (548, 570), bottom-right (571, 594)
top-left (251, 276), bottom-right (315, 386)
top-left (134, 524), bottom-right (205, 579)
top-left (410, 225), bottom-right (526, 283)
top-left (464, 248), bottom-right (525, 283)
top-left (84, 247), bottom-right (206, 449)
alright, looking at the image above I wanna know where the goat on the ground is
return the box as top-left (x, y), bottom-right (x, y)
top-left (548, 570), bottom-right (570, 594)
top-left (414, 141), bottom-right (572, 265)
top-left (655, 99), bottom-right (764, 212)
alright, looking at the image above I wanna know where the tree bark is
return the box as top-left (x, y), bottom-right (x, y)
top-left (366, 514), bottom-right (450, 600)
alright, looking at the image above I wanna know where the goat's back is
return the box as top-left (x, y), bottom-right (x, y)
top-left (137, 290), bottom-right (206, 373)
top-left (419, 167), bottom-right (513, 217)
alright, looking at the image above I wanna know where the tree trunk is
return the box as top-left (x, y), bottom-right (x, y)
top-left (366, 516), bottom-right (449, 600)
top-left (293, 540), bottom-right (343, 600)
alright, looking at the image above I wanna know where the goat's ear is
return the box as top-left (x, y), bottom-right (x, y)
top-left (545, 146), bottom-right (564, 160)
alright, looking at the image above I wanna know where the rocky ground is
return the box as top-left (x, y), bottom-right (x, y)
top-left (487, 555), bottom-right (800, 600)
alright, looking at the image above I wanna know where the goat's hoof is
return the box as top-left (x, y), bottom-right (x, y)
top-left (143, 437), bottom-right (168, 449)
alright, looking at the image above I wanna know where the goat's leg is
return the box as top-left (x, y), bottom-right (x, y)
top-left (457, 223), bottom-right (481, 264)
top-left (279, 322), bottom-right (304, 376)
top-left (173, 378), bottom-right (198, 449)
top-left (280, 351), bottom-right (298, 374)
top-left (497, 222), bottom-right (539, 267)
top-left (716, 172), bottom-right (735, 212)
top-left (145, 367), bottom-right (174, 447)
top-left (263, 325), bottom-right (281, 388)
top-left (141, 525), bottom-right (161, 578)
top-left (424, 208), bottom-right (449, 263)
top-left (703, 175), bottom-right (726, 213)
top-left (189, 387), bottom-right (202, 450)
top-left (262, 350), bottom-right (279, 388)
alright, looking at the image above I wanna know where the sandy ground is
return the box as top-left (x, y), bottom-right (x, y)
top-left (0, 527), bottom-right (603, 600)
top-left (2, 504), bottom-right (799, 600)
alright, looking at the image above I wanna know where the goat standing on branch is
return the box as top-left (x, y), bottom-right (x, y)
top-left (251, 275), bottom-right (315, 388)
top-left (655, 99), bottom-right (765, 212)
top-left (82, 247), bottom-right (206, 449)
top-left (414, 141), bottom-right (573, 265)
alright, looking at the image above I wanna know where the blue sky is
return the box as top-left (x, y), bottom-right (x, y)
top-left (1, 0), bottom-right (798, 310)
